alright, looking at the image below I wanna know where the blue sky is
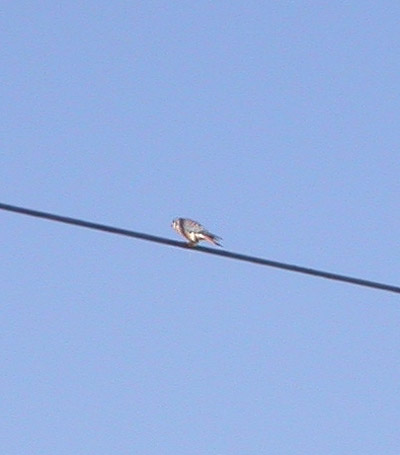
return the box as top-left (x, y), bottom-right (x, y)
top-left (2, 2), bottom-right (400, 454)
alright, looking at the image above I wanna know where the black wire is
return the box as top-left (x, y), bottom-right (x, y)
top-left (1, 202), bottom-right (399, 294)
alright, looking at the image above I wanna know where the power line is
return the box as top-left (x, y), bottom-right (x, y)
top-left (1, 201), bottom-right (399, 295)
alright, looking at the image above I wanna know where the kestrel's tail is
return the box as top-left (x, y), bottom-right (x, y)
top-left (203, 233), bottom-right (222, 247)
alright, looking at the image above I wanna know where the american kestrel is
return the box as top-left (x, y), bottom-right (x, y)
top-left (171, 218), bottom-right (222, 247)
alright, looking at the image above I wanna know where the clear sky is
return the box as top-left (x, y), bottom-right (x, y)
top-left (2, 2), bottom-right (400, 454)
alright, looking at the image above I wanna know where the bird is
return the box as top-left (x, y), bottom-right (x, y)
top-left (171, 218), bottom-right (222, 247)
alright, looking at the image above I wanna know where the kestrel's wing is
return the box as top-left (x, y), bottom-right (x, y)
top-left (181, 219), bottom-right (206, 232)
top-left (183, 219), bottom-right (222, 246)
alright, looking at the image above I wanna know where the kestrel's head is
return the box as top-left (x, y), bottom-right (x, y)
top-left (171, 218), bottom-right (180, 229)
